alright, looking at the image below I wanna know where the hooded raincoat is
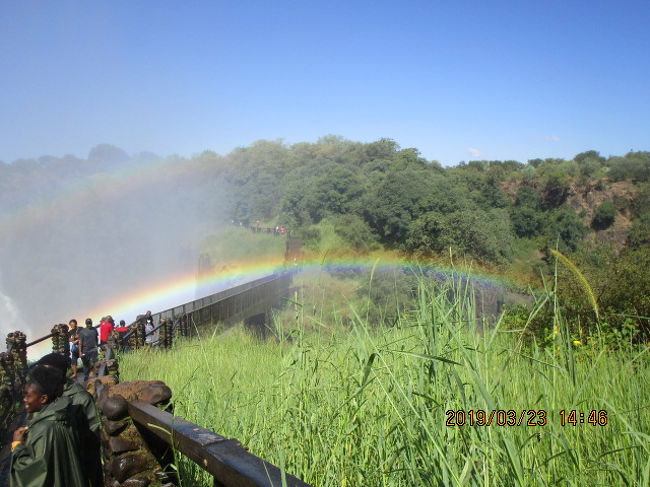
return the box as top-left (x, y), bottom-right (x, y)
top-left (10, 396), bottom-right (88, 487)
top-left (63, 379), bottom-right (103, 487)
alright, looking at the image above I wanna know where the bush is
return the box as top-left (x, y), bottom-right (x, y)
top-left (541, 170), bottom-right (571, 209)
top-left (591, 201), bottom-right (616, 230)
top-left (510, 206), bottom-right (543, 238)
top-left (545, 209), bottom-right (587, 252)
top-left (627, 212), bottom-right (650, 248)
top-left (329, 214), bottom-right (380, 252)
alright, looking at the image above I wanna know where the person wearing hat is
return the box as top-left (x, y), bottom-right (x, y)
top-left (10, 365), bottom-right (87, 487)
top-left (78, 318), bottom-right (99, 382)
top-left (36, 353), bottom-right (102, 487)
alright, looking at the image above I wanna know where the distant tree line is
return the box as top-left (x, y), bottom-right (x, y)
top-left (2, 138), bottom-right (649, 342)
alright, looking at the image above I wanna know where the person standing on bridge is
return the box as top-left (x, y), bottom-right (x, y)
top-left (68, 319), bottom-right (81, 380)
top-left (144, 316), bottom-right (155, 346)
top-left (10, 365), bottom-right (87, 487)
top-left (36, 353), bottom-right (103, 487)
top-left (115, 320), bottom-right (130, 352)
top-left (79, 318), bottom-right (99, 382)
top-left (99, 315), bottom-right (115, 347)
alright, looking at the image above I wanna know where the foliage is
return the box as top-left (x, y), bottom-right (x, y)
top-left (512, 245), bottom-right (650, 345)
top-left (607, 151), bottom-right (650, 182)
top-left (361, 169), bottom-right (436, 245)
top-left (627, 212), bottom-right (650, 248)
top-left (328, 214), bottom-right (380, 252)
top-left (541, 169), bottom-right (571, 208)
top-left (121, 276), bottom-right (650, 487)
top-left (544, 209), bottom-right (588, 252)
top-left (510, 205), bottom-right (543, 238)
top-left (591, 200), bottom-right (616, 230)
top-left (630, 183), bottom-right (650, 217)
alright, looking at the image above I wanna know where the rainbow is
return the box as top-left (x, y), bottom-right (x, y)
top-left (82, 251), bottom-right (513, 323)
top-left (27, 251), bottom-right (520, 357)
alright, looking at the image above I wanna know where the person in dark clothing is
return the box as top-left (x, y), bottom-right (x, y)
top-left (10, 365), bottom-right (87, 487)
top-left (68, 319), bottom-right (80, 380)
top-left (79, 318), bottom-right (99, 381)
top-left (36, 353), bottom-right (103, 487)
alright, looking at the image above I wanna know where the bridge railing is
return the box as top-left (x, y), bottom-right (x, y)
top-left (3, 270), bottom-right (306, 486)
top-left (120, 272), bottom-right (293, 349)
top-left (125, 400), bottom-right (310, 487)
top-left (95, 272), bottom-right (311, 486)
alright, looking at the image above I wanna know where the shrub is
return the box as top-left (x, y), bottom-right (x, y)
top-left (591, 200), bottom-right (616, 230)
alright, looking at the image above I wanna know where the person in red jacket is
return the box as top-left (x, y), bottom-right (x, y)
top-left (99, 315), bottom-right (115, 346)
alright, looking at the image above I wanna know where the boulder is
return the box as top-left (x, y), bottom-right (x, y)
top-left (109, 452), bottom-right (151, 483)
top-left (103, 419), bottom-right (128, 436)
top-left (109, 437), bottom-right (140, 454)
top-left (138, 384), bottom-right (172, 405)
top-left (101, 395), bottom-right (129, 421)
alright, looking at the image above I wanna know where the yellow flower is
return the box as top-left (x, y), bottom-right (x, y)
top-left (572, 340), bottom-right (583, 346)
top-left (553, 324), bottom-right (560, 336)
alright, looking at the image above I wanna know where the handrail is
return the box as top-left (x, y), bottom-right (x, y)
top-left (121, 271), bottom-right (290, 343)
top-left (25, 323), bottom-right (101, 350)
top-left (25, 333), bottom-right (54, 349)
top-left (146, 272), bottom-right (287, 323)
top-left (127, 401), bottom-right (311, 487)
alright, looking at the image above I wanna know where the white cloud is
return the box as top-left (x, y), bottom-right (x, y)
top-left (547, 135), bottom-right (561, 142)
top-left (467, 147), bottom-right (481, 158)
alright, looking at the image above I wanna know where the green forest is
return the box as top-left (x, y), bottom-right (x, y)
top-left (2, 138), bottom-right (649, 345)
top-left (194, 137), bottom-right (650, 347)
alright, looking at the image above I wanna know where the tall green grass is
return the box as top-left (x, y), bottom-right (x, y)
top-left (121, 276), bottom-right (649, 486)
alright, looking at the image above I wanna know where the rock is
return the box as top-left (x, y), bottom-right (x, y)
top-left (86, 379), bottom-right (98, 396)
top-left (87, 374), bottom-right (118, 396)
top-left (109, 453), bottom-right (151, 483)
top-left (108, 380), bottom-right (166, 402)
top-left (103, 419), bottom-right (128, 436)
top-left (109, 437), bottom-right (140, 454)
top-left (138, 384), bottom-right (172, 405)
top-left (97, 374), bottom-right (119, 387)
top-left (101, 395), bottom-right (129, 420)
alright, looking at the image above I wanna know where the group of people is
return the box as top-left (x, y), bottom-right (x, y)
top-left (8, 312), bottom-right (143, 486)
top-left (8, 309), bottom-right (165, 484)
top-left (9, 353), bottom-right (102, 487)
top-left (231, 219), bottom-right (289, 235)
top-left (67, 316), bottom-right (128, 382)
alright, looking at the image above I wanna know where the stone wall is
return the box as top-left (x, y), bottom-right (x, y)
top-left (90, 371), bottom-right (175, 487)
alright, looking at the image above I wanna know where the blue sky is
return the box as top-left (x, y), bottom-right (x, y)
top-left (1, 0), bottom-right (648, 165)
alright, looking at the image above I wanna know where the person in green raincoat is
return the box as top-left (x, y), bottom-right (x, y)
top-left (36, 353), bottom-right (103, 487)
top-left (10, 365), bottom-right (88, 487)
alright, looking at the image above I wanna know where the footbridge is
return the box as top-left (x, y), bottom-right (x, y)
top-left (0, 269), bottom-right (309, 487)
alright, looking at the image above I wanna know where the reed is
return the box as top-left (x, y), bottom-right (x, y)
top-left (121, 274), bottom-right (649, 487)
